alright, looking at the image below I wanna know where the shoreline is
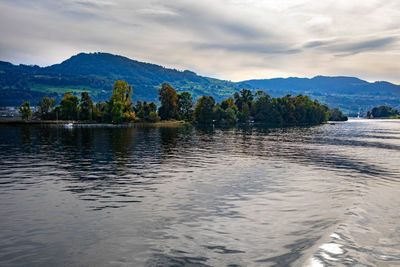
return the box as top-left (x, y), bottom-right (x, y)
top-left (0, 120), bottom-right (187, 127)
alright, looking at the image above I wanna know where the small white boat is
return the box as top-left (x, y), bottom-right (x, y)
top-left (65, 123), bottom-right (74, 128)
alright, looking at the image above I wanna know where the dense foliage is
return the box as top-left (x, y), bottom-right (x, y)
top-left (366, 106), bottom-right (399, 118)
top-left (19, 80), bottom-right (345, 127)
top-left (158, 83), bottom-right (179, 120)
top-left (328, 108), bottom-right (348, 121)
top-left (37, 97), bottom-right (55, 120)
top-left (18, 102), bottom-right (32, 120)
top-left (241, 77), bottom-right (400, 115)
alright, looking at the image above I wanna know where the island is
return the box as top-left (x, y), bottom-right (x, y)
top-left (12, 80), bottom-right (347, 127)
top-left (366, 105), bottom-right (399, 119)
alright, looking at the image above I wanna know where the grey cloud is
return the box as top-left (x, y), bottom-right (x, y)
top-left (150, 1), bottom-right (272, 40)
top-left (303, 40), bottom-right (331, 48)
top-left (331, 37), bottom-right (398, 54)
top-left (304, 36), bottom-right (398, 55)
top-left (194, 42), bottom-right (301, 55)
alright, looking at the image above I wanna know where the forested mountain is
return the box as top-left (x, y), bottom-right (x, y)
top-left (1, 52), bottom-right (399, 115)
top-left (0, 52), bottom-right (240, 106)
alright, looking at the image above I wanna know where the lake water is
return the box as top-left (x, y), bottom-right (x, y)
top-left (0, 119), bottom-right (399, 266)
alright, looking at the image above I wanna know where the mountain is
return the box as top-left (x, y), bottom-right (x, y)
top-left (1, 52), bottom-right (399, 115)
top-left (0, 52), bottom-right (240, 106)
top-left (240, 76), bottom-right (400, 115)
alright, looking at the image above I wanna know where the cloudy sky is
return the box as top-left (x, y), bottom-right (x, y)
top-left (0, 0), bottom-right (399, 83)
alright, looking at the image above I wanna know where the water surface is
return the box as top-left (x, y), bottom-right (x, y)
top-left (0, 119), bottom-right (399, 266)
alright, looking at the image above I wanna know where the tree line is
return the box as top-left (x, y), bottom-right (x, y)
top-left (19, 80), bottom-right (347, 125)
top-left (366, 105), bottom-right (399, 118)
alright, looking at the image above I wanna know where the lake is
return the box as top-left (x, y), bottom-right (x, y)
top-left (0, 119), bottom-right (399, 266)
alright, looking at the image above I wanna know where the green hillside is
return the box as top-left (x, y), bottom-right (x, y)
top-left (0, 52), bottom-right (241, 106)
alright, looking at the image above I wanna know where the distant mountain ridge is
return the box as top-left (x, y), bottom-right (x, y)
top-left (240, 76), bottom-right (400, 95)
top-left (0, 52), bottom-right (399, 115)
top-left (239, 76), bottom-right (400, 114)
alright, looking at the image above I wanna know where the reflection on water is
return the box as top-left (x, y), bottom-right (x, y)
top-left (0, 120), bottom-right (399, 266)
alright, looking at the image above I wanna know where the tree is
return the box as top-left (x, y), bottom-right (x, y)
top-left (134, 100), bottom-right (143, 114)
top-left (60, 92), bottom-right (79, 120)
top-left (238, 102), bottom-right (250, 122)
top-left (111, 80), bottom-right (133, 113)
top-left (79, 92), bottom-right (93, 121)
top-left (214, 105), bottom-right (237, 125)
top-left (234, 89), bottom-right (253, 112)
top-left (136, 101), bottom-right (159, 122)
top-left (194, 96), bottom-right (215, 124)
top-left (107, 80), bottom-right (134, 122)
top-left (178, 92), bottom-right (194, 121)
top-left (220, 97), bottom-right (235, 110)
top-left (158, 83), bottom-right (179, 120)
top-left (370, 105), bottom-right (398, 118)
top-left (148, 111), bottom-right (161, 122)
top-left (37, 97), bottom-right (55, 120)
top-left (111, 101), bottom-right (124, 123)
top-left (329, 108), bottom-right (348, 121)
top-left (19, 102), bottom-right (32, 120)
top-left (93, 102), bottom-right (107, 122)
top-left (251, 94), bottom-right (331, 126)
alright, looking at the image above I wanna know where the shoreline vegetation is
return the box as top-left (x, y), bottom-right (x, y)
top-left (15, 80), bottom-right (348, 127)
top-left (0, 119), bottom-right (186, 127)
top-left (366, 105), bottom-right (399, 119)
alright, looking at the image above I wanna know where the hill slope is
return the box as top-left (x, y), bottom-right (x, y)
top-left (1, 52), bottom-right (399, 115)
top-left (0, 52), bottom-right (240, 106)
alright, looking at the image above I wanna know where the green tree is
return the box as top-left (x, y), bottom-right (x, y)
top-left (148, 111), bottom-right (161, 122)
top-left (111, 80), bottom-right (134, 113)
top-left (60, 92), bottom-right (79, 120)
top-left (194, 96), bottom-right (215, 124)
top-left (234, 89), bottom-right (253, 112)
top-left (370, 105), bottom-right (398, 118)
top-left (178, 92), bottom-right (194, 121)
top-left (329, 108), bottom-right (348, 121)
top-left (214, 105), bottom-right (237, 125)
top-left (220, 97), bottom-right (235, 110)
top-left (19, 102), bottom-right (32, 120)
top-left (107, 80), bottom-right (134, 123)
top-left (93, 101), bottom-right (107, 122)
top-left (79, 92), bottom-right (93, 121)
top-left (37, 97), bottom-right (55, 120)
top-left (136, 101), bottom-right (159, 122)
top-left (111, 101), bottom-right (124, 123)
top-left (158, 83), bottom-right (179, 120)
top-left (134, 100), bottom-right (143, 114)
top-left (238, 102), bottom-right (250, 122)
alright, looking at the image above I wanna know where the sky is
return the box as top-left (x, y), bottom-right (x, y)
top-left (0, 0), bottom-right (399, 83)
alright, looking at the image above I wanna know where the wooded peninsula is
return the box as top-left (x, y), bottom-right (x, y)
top-left (16, 80), bottom-right (347, 126)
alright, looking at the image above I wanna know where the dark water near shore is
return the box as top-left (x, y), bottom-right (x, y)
top-left (0, 119), bottom-right (399, 266)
